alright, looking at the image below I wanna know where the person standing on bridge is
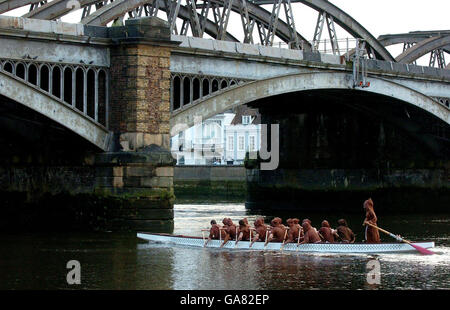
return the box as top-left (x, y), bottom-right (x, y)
top-left (363, 198), bottom-right (381, 243)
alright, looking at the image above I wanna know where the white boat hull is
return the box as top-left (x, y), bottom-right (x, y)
top-left (137, 233), bottom-right (435, 254)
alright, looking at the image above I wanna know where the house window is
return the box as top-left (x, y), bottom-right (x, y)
top-left (238, 136), bottom-right (244, 151)
top-left (228, 136), bottom-right (234, 151)
top-left (249, 136), bottom-right (255, 151)
top-left (242, 115), bottom-right (251, 125)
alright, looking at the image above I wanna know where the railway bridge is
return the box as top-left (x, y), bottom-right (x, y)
top-left (0, 0), bottom-right (448, 230)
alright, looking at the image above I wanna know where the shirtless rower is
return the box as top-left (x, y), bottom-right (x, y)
top-left (336, 219), bottom-right (355, 243)
top-left (220, 218), bottom-right (238, 248)
top-left (302, 219), bottom-right (319, 233)
top-left (319, 220), bottom-right (339, 243)
top-left (249, 217), bottom-right (269, 247)
top-left (299, 221), bottom-right (321, 244)
top-left (204, 220), bottom-right (221, 247)
top-left (286, 218), bottom-right (303, 243)
top-left (235, 219), bottom-right (251, 245)
top-left (265, 217), bottom-right (287, 246)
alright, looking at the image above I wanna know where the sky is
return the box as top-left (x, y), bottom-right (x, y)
top-left (329, 0), bottom-right (449, 37)
top-left (5, 0), bottom-right (450, 64)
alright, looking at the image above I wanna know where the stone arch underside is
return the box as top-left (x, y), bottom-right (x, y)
top-left (0, 71), bottom-right (110, 150)
top-left (170, 71), bottom-right (449, 135)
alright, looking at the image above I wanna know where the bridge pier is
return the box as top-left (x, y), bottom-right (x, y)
top-left (92, 17), bottom-right (178, 232)
top-left (0, 17), bottom-right (178, 232)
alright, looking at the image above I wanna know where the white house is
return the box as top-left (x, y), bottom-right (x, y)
top-left (171, 107), bottom-right (260, 165)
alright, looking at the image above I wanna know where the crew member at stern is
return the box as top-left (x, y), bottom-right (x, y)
top-left (363, 198), bottom-right (381, 243)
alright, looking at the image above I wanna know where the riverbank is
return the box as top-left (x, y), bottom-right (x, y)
top-left (174, 165), bottom-right (246, 202)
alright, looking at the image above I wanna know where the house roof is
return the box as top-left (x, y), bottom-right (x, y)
top-left (230, 106), bottom-right (261, 125)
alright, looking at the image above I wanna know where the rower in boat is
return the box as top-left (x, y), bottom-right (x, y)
top-left (220, 218), bottom-right (238, 248)
top-left (235, 219), bottom-right (251, 246)
top-left (249, 217), bottom-right (269, 247)
top-left (265, 217), bottom-right (287, 245)
top-left (204, 220), bottom-right (221, 247)
top-left (302, 218), bottom-right (319, 233)
top-left (286, 218), bottom-right (303, 243)
top-left (319, 220), bottom-right (339, 243)
top-left (363, 198), bottom-right (381, 243)
top-left (299, 221), bottom-right (321, 244)
top-left (336, 219), bottom-right (355, 243)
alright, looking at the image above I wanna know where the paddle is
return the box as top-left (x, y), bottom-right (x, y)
top-left (364, 221), bottom-right (435, 255)
top-left (280, 228), bottom-right (289, 251)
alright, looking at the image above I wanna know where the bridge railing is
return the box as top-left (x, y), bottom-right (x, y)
top-left (273, 37), bottom-right (360, 57)
top-left (0, 58), bottom-right (110, 128)
top-left (170, 73), bottom-right (252, 112)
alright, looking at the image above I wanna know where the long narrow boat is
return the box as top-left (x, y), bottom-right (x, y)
top-left (137, 232), bottom-right (435, 254)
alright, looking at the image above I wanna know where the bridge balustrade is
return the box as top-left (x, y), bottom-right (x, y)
top-left (170, 73), bottom-right (251, 112)
top-left (435, 97), bottom-right (450, 109)
top-left (0, 58), bottom-right (109, 128)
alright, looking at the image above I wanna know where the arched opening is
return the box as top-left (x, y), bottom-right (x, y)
top-left (212, 79), bottom-right (219, 93)
top-left (202, 79), bottom-right (210, 97)
top-left (86, 69), bottom-right (96, 119)
top-left (52, 66), bottom-right (61, 99)
top-left (75, 68), bottom-right (84, 112)
top-left (183, 77), bottom-right (191, 106)
top-left (3, 62), bottom-right (13, 74)
top-left (172, 76), bottom-right (181, 110)
top-left (220, 79), bottom-right (228, 90)
top-left (98, 69), bottom-right (107, 126)
top-left (230, 80), bottom-right (236, 86)
top-left (63, 67), bottom-right (73, 105)
top-left (27, 64), bottom-right (38, 86)
top-left (40, 65), bottom-right (50, 92)
top-left (16, 63), bottom-right (26, 80)
top-left (193, 78), bottom-right (200, 101)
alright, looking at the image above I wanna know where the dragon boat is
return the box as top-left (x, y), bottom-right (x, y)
top-left (137, 232), bottom-right (435, 254)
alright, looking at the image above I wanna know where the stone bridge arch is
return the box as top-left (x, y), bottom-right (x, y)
top-left (0, 70), bottom-right (111, 150)
top-left (170, 71), bottom-right (449, 135)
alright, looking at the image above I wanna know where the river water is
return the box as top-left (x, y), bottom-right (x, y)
top-left (0, 203), bottom-right (449, 290)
